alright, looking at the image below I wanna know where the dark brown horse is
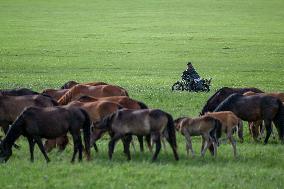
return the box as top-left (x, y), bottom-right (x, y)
top-left (200, 87), bottom-right (263, 115)
top-left (243, 91), bottom-right (284, 140)
top-left (0, 95), bottom-right (58, 134)
top-left (61, 81), bottom-right (108, 89)
top-left (214, 93), bottom-right (284, 144)
top-left (0, 88), bottom-right (39, 96)
top-left (58, 84), bottom-right (129, 105)
top-left (93, 109), bottom-right (179, 161)
top-left (0, 106), bottom-right (91, 163)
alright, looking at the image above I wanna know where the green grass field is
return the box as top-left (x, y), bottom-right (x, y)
top-left (0, 0), bottom-right (284, 188)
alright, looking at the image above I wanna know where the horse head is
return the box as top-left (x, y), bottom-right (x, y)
top-left (0, 141), bottom-right (12, 163)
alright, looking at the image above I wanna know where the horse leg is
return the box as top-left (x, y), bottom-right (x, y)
top-left (264, 120), bottom-right (272, 144)
top-left (71, 134), bottom-right (81, 163)
top-left (161, 137), bottom-right (167, 153)
top-left (108, 134), bottom-right (122, 160)
top-left (227, 132), bottom-right (237, 158)
top-left (93, 142), bottom-right (99, 153)
top-left (27, 137), bottom-right (35, 162)
top-left (212, 140), bottom-right (217, 158)
top-left (34, 136), bottom-right (50, 163)
top-left (77, 135), bottom-right (83, 162)
top-left (237, 120), bottom-right (244, 143)
top-left (122, 135), bottom-right (132, 160)
top-left (183, 130), bottom-right (194, 157)
top-left (137, 136), bottom-right (144, 152)
top-left (151, 133), bottom-right (161, 161)
top-left (201, 140), bottom-right (209, 157)
top-left (201, 134), bottom-right (212, 157)
top-left (145, 135), bottom-right (152, 153)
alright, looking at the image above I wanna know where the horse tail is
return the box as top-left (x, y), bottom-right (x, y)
top-left (137, 101), bottom-right (148, 109)
top-left (80, 108), bottom-right (91, 160)
top-left (165, 113), bottom-right (177, 148)
top-left (237, 119), bottom-right (244, 142)
top-left (212, 118), bottom-right (222, 142)
top-left (273, 100), bottom-right (284, 141)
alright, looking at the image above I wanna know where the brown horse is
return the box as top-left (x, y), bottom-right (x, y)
top-left (41, 88), bottom-right (69, 101)
top-left (76, 96), bottom-right (148, 109)
top-left (61, 81), bottom-right (108, 89)
top-left (0, 106), bottom-right (91, 163)
top-left (93, 109), bottom-right (179, 161)
top-left (214, 93), bottom-right (284, 144)
top-left (0, 95), bottom-right (58, 134)
top-left (58, 84), bottom-right (129, 105)
top-left (243, 91), bottom-right (284, 140)
top-left (205, 111), bottom-right (242, 157)
top-left (200, 87), bottom-right (263, 115)
top-left (174, 116), bottom-right (220, 157)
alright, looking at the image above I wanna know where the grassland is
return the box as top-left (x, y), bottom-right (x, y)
top-left (0, 0), bottom-right (284, 188)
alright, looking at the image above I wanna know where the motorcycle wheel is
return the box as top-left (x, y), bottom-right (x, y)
top-left (172, 82), bottom-right (184, 91)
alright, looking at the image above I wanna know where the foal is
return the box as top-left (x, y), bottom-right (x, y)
top-left (0, 106), bottom-right (91, 163)
top-left (174, 116), bottom-right (221, 157)
top-left (93, 109), bottom-right (179, 161)
top-left (205, 111), bottom-right (242, 157)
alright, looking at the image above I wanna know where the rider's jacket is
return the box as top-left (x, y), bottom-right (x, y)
top-left (182, 68), bottom-right (200, 81)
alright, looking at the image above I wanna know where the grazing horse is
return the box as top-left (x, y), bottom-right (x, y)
top-left (41, 88), bottom-right (69, 101)
top-left (0, 106), bottom-right (91, 163)
top-left (61, 81), bottom-right (108, 89)
top-left (44, 100), bottom-right (123, 152)
top-left (174, 116), bottom-right (220, 157)
top-left (93, 109), bottom-right (179, 161)
top-left (214, 94), bottom-right (284, 144)
top-left (243, 91), bottom-right (284, 140)
top-left (205, 111), bottom-right (243, 157)
top-left (0, 95), bottom-right (58, 134)
top-left (58, 84), bottom-right (129, 105)
top-left (0, 88), bottom-right (39, 96)
top-left (200, 87), bottom-right (263, 115)
top-left (44, 98), bottom-right (149, 152)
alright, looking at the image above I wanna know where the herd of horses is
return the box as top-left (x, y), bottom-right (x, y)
top-left (0, 81), bottom-right (283, 163)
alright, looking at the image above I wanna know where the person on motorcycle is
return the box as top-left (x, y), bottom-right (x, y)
top-left (181, 62), bottom-right (202, 90)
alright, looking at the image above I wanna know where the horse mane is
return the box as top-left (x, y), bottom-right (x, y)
top-left (201, 87), bottom-right (231, 114)
top-left (214, 93), bottom-right (243, 112)
top-left (137, 100), bottom-right (148, 109)
top-left (60, 80), bottom-right (79, 89)
top-left (58, 85), bottom-right (82, 105)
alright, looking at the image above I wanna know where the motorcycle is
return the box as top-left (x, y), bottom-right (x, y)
top-left (172, 78), bottom-right (212, 92)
